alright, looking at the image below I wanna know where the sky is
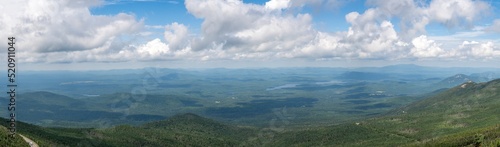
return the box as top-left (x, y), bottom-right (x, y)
top-left (1, 0), bottom-right (500, 70)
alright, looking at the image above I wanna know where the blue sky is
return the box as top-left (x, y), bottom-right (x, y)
top-left (92, 0), bottom-right (391, 37)
top-left (89, 0), bottom-right (366, 38)
top-left (90, 0), bottom-right (499, 35)
top-left (1, 0), bottom-right (500, 70)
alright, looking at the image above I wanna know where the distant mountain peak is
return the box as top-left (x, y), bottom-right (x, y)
top-left (385, 63), bottom-right (421, 67)
top-left (381, 64), bottom-right (425, 69)
top-left (439, 74), bottom-right (473, 85)
top-left (453, 74), bottom-right (468, 78)
top-left (449, 74), bottom-right (471, 82)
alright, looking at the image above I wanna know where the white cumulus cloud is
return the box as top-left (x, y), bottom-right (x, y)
top-left (0, 0), bottom-right (144, 63)
top-left (410, 35), bottom-right (445, 58)
top-left (265, 0), bottom-right (290, 10)
top-left (367, 0), bottom-right (491, 39)
top-left (164, 22), bottom-right (189, 50)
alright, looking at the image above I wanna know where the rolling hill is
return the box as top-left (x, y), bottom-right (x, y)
top-left (0, 113), bottom-right (257, 146)
top-left (100, 113), bottom-right (257, 146)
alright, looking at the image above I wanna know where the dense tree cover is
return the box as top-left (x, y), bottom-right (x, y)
top-left (0, 126), bottom-right (27, 146)
top-left (0, 117), bottom-right (109, 146)
top-left (408, 125), bottom-right (500, 146)
top-left (0, 113), bottom-right (257, 147)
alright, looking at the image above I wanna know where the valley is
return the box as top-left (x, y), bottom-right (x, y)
top-left (1, 64), bottom-right (500, 146)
